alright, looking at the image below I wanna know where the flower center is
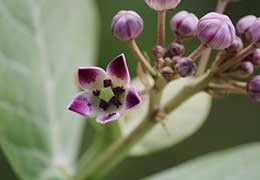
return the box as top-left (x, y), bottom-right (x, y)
top-left (92, 79), bottom-right (125, 110)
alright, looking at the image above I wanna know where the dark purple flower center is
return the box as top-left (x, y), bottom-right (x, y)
top-left (93, 79), bottom-right (125, 110)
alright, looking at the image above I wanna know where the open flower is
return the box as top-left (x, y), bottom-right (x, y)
top-left (68, 54), bottom-right (142, 124)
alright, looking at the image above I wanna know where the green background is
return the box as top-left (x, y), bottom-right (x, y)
top-left (1, 0), bottom-right (259, 179)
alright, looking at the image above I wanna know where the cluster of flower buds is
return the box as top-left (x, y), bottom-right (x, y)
top-left (68, 0), bottom-right (260, 123)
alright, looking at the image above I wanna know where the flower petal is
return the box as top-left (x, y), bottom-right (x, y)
top-left (68, 92), bottom-right (92, 116)
top-left (78, 67), bottom-right (107, 90)
top-left (125, 87), bottom-right (142, 111)
top-left (106, 53), bottom-right (130, 84)
top-left (96, 112), bottom-right (121, 124)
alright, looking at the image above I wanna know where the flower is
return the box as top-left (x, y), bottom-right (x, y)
top-left (247, 75), bottom-right (260, 102)
top-left (252, 49), bottom-right (260, 66)
top-left (197, 12), bottom-right (236, 49)
top-left (169, 42), bottom-right (185, 56)
top-left (236, 15), bottom-right (257, 37)
top-left (239, 61), bottom-right (254, 77)
top-left (68, 54), bottom-right (142, 124)
top-left (112, 10), bottom-right (144, 41)
top-left (226, 36), bottom-right (243, 54)
top-left (246, 18), bottom-right (260, 48)
top-left (175, 57), bottom-right (196, 77)
top-left (145, 0), bottom-right (181, 11)
top-left (170, 11), bottom-right (199, 39)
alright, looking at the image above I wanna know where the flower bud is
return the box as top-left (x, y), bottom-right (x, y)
top-left (112, 10), bottom-right (144, 41)
top-left (175, 57), bottom-right (196, 77)
top-left (247, 75), bottom-right (260, 102)
top-left (161, 66), bottom-right (174, 80)
top-left (169, 42), bottom-right (185, 56)
top-left (226, 36), bottom-right (243, 54)
top-left (236, 15), bottom-right (257, 37)
top-left (246, 18), bottom-right (260, 48)
top-left (252, 49), bottom-right (260, 66)
top-left (145, 0), bottom-right (181, 11)
top-left (152, 45), bottom-right (166, 58)
top-left (238, 61), bottom-right (254, 77)
top-left (170, 11), bottom-right (198, 39)
top-left (197, 12), bottom-right (236, 49)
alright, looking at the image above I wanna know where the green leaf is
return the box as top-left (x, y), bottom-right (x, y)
top-left (0, 0), bottom-right (99, 179)
top-left (145, 142), bottom-right (260, 180)
top-left (121, 77), bottom-right (212, 156)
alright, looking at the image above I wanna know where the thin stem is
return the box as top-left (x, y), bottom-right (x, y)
top-left (157, 11), bottom-right (166, 46)
top-left (188, 44), bottom-right (209, 60)
top-left (196, 50), bottom-right (211, 76)
top-left (208, 83), bottom-right (246, 95)
top-left (128, 40), bottom-right (157, 76)
top-left (218, 44), bottom-right (256, 73)
top-left (215, 0), bottom-right (230, 13)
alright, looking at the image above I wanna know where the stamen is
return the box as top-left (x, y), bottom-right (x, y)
top-left (103, 79), bottom-right (112, 87)
top-left (110, 96), bottom-right (122, 108)
top-left (113, 86), bottom-right (125, 96)
top-left (99, 100), bottom-right (109, 110)
top-left (93, 90), bottom-right (100, 96)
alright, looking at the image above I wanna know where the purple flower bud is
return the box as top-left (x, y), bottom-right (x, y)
top-left (112, 10), bottom-right (144, 41)
top-left (246, 18), bottom-right (260, 48)
top-left (252, 49), bottom-right (260, 66)
top-left (236, 15), bottom-right (257, 37)
top-left (152, 45), bottom-right (166, 58)
top-left (169, 42), bottom-right (185, 56)
top-left (247, 75), bottom-right (260, 102)
top-left (145, 0), bottom-right (181, 11)
top-left (175, 57), bottom-right (196, 77)
top-left (239, 61), bottom-right (254, 77)
top-left (170, 11), bottom-right (198, 39)
top-left (197, 12), bottom-right (236, 49)
top-left (161, 66), bottom-right (174, 80)
top-left (226, 36), bottom-right (243, 53)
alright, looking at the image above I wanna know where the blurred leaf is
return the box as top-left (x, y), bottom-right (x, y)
top-left (121, 77), bottom-right (212, 156)
top-left (145, 142), bottom-right (260, 180)
top-left (0, 0), bottom-right (98, 179)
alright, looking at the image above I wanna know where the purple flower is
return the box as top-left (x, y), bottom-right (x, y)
top-left (68, 54), bottom-right (142, 124)
top-left (246, 18), bottom-right (260, 48)
top-left (170, 11), bottom-right (199, 39)
top-left (112, 10), bottom-right (144, 41)
top-left (236, 15), bottom-right (257, 37)
top-left (145, 0), bottom-right (181, 11)
top-left (226, 36), bottom-right (243, 54)
top-left (239, 61), bottom-right (254, 77)
top-left (247, 75), bottom-right (260, 102)
top-left (175, 57), bottom-right (196, 77)
top-left (197, 12), bottom-right (236, 50)
top-left (252, 49), bottom-right (260, 66)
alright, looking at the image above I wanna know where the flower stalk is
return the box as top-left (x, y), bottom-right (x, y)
top-left (128, 40), bottom-right (157, 77)
top-left (157, 11), bottom-right (166, 46)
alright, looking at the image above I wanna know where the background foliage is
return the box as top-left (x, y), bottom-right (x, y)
top-left (0, 0), bottom-right (259, 179)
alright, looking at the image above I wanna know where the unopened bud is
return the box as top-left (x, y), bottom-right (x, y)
top-left (197, 12), bottom-right (236, 49)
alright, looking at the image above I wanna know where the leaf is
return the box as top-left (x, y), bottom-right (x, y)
top-left (0, 0), bottom-right (99, 179)
top-left (121, 77), bottom-right (212, 156)
top-left (145, 142), bottom-right (260, 180)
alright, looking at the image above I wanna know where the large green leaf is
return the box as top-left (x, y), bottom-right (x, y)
top-left (121, 77), bottom-right (212, 156)
top-left (146, 142), bottom-right (260, 180)
top-left (0, 0), bottom-right (98, 179)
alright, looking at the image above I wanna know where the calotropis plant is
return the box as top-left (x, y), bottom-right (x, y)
top-left (69, 0), bottom-right (260, 179)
